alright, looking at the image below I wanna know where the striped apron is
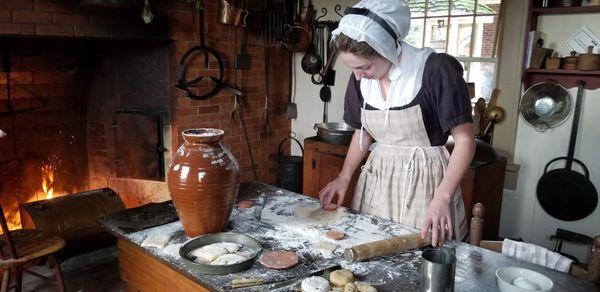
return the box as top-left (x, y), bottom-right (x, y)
top-left (352, 105), bottom-right (468, 240)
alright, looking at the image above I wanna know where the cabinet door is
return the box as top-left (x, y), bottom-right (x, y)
top-left (305, 151), bottom-right (357, 208)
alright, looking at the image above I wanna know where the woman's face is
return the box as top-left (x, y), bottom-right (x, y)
top-left (339, 52), bottom-right (392, 80)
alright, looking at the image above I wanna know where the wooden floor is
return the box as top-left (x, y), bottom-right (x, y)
top-left (20, 245), bottom-right (125, 292)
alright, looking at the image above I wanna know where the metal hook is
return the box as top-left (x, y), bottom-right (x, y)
top-left (334, 5), bottom-right (343, 18)
top-left (315, 7), bottom-right (328, 21)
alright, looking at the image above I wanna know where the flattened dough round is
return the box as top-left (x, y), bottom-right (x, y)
top-left (301, 276), bottom-right (330, 292)
top-left (325, 230), bottom-right (345, 240)
top-left (330, 269), bottom-right (354, 287)
top-left (238, 200), bottom-right (253, 208)
top-left (355, 281), bottom-right (377, 292)
top-left (210, 253), bottom-right (247, 265)
top-left (293, 204), bottom-right (345, 224)
top-left (259, 250), bottom-right (299, 269)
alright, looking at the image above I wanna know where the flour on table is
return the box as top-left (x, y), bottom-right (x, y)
top-left (311, 241), bottom-right (339, 259)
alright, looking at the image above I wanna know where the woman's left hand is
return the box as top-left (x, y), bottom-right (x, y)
top-left (420, 194), bottom-right (453, 247)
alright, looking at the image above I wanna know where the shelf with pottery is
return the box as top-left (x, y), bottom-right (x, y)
top-left (523, 1), bottom-right (600, 90)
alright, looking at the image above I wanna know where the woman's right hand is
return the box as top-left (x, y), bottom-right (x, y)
top-left (318, 176), bottom-right (350, 211)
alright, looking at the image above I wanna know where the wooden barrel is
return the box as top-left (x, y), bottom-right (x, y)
top-left (20, 188), bottom-right (125, 258)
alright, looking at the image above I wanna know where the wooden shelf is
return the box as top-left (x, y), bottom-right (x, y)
top-left (523, 69), bottom-right (600, 90)
top-left (525, 69), bottom-right (600, 75)
top-left (531, 5), bottom-right (600, 14)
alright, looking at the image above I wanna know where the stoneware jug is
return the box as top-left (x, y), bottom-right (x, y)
top-left (167, 128), bottom-right (240, 237)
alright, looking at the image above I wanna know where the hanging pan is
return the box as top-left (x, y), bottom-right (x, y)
top-left (536, 81), bottom-right (597, 221)
top-left (519, 81), bottom-right (572, 132)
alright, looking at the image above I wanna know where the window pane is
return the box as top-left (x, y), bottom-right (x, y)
top-left (424, 17), bottom-right (449, 53)
top-left (427, 0), bottom-right (450, 17)
top-left (406, 19), bottom-right (425, 48)
top-left (446, 16), bottom-right (474, 57)
top-left (407, 0), bottom-right (426, 17)
top-left (477, 0), bottom-right (501, 15)
top-left (451, 0), bottom-right (475, 15)
top-left (471, 15), bottom-right (499, 57)
top-left (466, 62), bottom-right (496, 99)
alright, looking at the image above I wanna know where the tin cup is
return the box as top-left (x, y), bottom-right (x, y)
top-left (420, 247), bottom-right (456, 292)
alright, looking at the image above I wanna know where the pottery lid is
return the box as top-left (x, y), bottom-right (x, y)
top-left (182, 128), bottom-right (224, 143)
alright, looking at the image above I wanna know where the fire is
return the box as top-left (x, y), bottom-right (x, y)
top-left (41, 164), bottom-right (55, 199)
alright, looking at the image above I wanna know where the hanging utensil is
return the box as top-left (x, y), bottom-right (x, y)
top-left (141, 0), bottom-right (154, 24)
top-left (262, 46), bottom-right (272, 137)
top-left (536, 81), bottom-right (597, 221)
top-left (284, 52), bottom-right (297, 119)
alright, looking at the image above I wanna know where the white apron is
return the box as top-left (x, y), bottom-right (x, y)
top-left (352, 105), bottom-right (468, 240)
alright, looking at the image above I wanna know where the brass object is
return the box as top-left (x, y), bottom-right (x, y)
top-left (519, 81), bottom-right (572, 131)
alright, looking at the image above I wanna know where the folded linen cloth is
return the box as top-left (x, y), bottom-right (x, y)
top-left (502, 238), bottom-right (574, 273)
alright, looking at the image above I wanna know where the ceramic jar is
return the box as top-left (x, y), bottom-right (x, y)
top-left (167, 128), bottom-right (240, 237)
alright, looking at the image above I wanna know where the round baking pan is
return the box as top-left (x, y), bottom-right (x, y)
top-left (179, 232), bottom-right (261, 275)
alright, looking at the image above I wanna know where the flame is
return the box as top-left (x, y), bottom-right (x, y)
top-left (41, 164), bottom-right (55, 199)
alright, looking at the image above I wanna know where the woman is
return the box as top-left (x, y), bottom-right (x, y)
top-left (318, 0), bottom-right (475, 247)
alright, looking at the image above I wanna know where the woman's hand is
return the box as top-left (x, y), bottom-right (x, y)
top-left (318, 176), bottom-right (350, 211)
top-left (420, 193), bottom-right (454, 247)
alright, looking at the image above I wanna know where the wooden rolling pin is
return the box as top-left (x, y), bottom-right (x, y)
top-left (344, 233), bottom-right (432, 262)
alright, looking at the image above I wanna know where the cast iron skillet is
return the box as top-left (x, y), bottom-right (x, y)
top-left (536, 81), bottom-right (598, 221)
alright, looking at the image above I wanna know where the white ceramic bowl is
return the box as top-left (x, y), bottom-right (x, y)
top-left (496, 266), bottom-right (554, 292)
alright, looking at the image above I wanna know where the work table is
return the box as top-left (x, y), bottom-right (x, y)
top-left (98, 182), bottom-right (597, 291)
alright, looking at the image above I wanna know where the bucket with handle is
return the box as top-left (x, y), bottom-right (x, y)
top-left (276, 132), bottom-right (304, 193)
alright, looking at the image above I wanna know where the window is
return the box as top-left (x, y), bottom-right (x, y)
top-left (405, 0), bottom-right (503, 100)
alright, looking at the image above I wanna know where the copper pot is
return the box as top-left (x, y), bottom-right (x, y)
top-left (167, 128), bottom-right (240, 237)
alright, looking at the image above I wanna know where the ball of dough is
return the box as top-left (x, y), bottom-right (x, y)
top-left (301, 276), bottom-right (330, 292)
top-left (329, 269), bottom-right (354, 287)
top-left (344, 282), bottom-right (357, 292)
top-left (354, 281), bottom-right (377, 292)
top-left (210, 253), bottom-right (247, 265)
top-left (218, 242), bottom-right (241, 253)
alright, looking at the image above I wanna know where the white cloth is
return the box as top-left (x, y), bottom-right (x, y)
top-left (359, 42), bottom-right (434, 109)
top-left (332, 0), bottom-right (410, 66)
top-left (502, 239), bottom-right (574, 273)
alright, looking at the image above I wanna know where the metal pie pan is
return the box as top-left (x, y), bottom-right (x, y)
top-left (179, 232), bottom-right (261, 275)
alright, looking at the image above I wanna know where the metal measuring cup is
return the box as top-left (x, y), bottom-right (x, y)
top-left (420, 246), bottom-right (456, 292)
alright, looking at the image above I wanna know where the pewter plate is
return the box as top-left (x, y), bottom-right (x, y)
top-left (179, 232), bottom-right (261, 275)
top-left (519, 82), bottom-right (572, 131)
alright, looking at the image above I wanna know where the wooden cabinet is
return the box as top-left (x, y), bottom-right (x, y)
top-left (523, 0), bottom-right (600, 90)
top-left (303, 137), bottom-right (507, 240)
top-left (303, 137), bottom-right (362, 208)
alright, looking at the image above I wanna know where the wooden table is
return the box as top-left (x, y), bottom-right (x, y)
top-left (98, 182), bottom-right (598, 291)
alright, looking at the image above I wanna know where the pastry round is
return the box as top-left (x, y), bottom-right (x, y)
top-left (330, 269), bottom-right (354, 287)
top-left (301, 276), bottom-right (330, 292)
top-left (325, 230), bottom-right (346, 240)
top-left (259, 250), bottom-right (299, 269)
top-left (238, 200), bottom-right (253, 208)
top-left (355, 281), bottom-right (377, 292)
top-left (344, 282), bottom-right (357, 292)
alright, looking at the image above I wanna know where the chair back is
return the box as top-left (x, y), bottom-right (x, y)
top-left (0, 202), bottom-right (18, 259)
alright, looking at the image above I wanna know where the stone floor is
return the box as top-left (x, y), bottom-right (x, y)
top-left (20, 245), bottom-right (125, 292)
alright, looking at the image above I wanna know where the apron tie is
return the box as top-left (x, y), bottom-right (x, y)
top-left (399, 146), bottom-right (427, 219)
top-left (359, 95), bottom-right (368, 151)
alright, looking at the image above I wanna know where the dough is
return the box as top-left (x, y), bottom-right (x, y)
top-left (210, 253), bottom-right (247, 265)
top-left (189, 244), bottom-right (227, 263)
top-left (311, 241), bottom-right (339, 259)
top-left (235, 248), bottom-right (256, 259)
top-left (354, 281), bottom-right (377, 292)
top-left (344, 282), bottom-right (357, 292)
top-left (219, 242), bottom-right (241, 253)
top-left (330, 269), bottom-right (354, 287)
top-left (301, 276), bottom-right (330, 292)
top-left (141, 233), bottom-right (171, 248)
top-left (325, 230), bottom-right (345, 240)
top-left (238, 200), bottom-right (253, 208)
top-left (259, 250), bottom-right (299, 269)
top-left (293, 204), bottom-right (346, 225)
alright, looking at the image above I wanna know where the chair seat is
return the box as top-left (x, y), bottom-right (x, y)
top-left (0, 229), bottom-right (66, 268)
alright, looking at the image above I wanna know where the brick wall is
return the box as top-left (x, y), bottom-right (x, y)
top-left (0, 0), bottom-right (292, 225)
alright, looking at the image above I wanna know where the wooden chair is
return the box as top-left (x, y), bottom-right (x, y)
top-left (0, 203), bottom-right (66, 292)
top-left (468, 203), bottom-right (600, 283)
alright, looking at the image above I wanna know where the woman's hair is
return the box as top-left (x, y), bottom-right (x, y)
top-left (332, 33), bottom-right (383, 59)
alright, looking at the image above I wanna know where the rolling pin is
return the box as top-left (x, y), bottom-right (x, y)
top-left (344, 233), bottom-right (432, 262)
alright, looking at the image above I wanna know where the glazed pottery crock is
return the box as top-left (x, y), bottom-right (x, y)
top-left (167, 128), bottom-right (240, 237)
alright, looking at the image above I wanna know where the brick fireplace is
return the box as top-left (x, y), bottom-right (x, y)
top-left (0, 0), bottom-right (292, 229)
